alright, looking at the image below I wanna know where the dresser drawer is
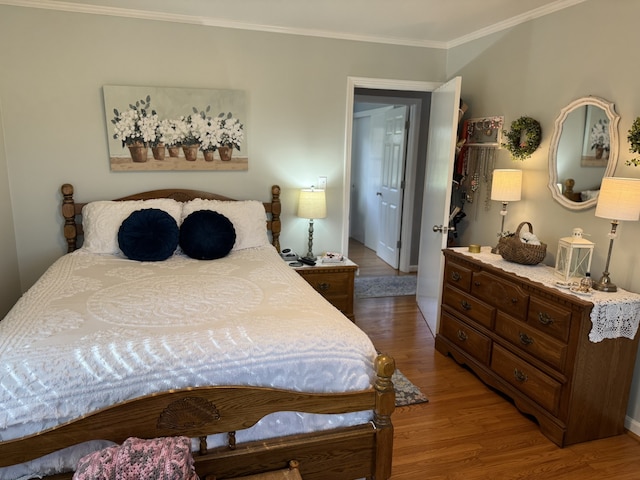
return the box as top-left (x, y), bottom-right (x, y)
top-left (491, 344), bottom-right (562, 416)
top-left (443, 284), bottom-right (495, 329)
top-left (444, 260), bottom-right (473, 292)
top-left (440, 310), bottom-right (492, 365)
top-left (527, 297), bottom-right (572, 342)
top-left (471, 271), bottom-right (529, 320)
top-left (494, 312), bottom-right (568, 372)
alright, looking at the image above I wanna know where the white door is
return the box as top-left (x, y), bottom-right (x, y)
top-left (376, 105), bottom-right (408, 269)
top-left (416, 77), bottom-right (462, 334)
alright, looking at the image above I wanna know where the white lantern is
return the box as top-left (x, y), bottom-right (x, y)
top-left (554, 228), bottom-right (595, 282)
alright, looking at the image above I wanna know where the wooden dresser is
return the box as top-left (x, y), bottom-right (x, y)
top-left (435, 248), bottom-right (640, 447)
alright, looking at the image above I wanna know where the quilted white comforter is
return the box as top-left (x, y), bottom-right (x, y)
top-left (0, 245), bottom-right (376, 477)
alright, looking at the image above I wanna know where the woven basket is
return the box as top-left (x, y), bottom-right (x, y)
top-left (499, 222), bottom-right (547, 265)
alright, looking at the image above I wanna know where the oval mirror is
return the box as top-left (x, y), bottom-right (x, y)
top-left (548, 96), bottom-right (620, 210)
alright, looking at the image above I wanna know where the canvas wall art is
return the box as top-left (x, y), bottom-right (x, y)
top-left (103, 85), bottom-right (248, 171)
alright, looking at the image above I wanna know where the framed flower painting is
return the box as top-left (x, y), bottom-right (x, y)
top-left (103, 85), bottom-right (248, 171)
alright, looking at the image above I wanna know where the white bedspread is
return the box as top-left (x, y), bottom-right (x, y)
top-left (0, 246), bottom-right (376, 478)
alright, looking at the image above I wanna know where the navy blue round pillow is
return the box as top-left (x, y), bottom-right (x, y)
top-left (180, 210), bottom-right (236, 260)
top-left (118, 208), bottom-right (179, 261)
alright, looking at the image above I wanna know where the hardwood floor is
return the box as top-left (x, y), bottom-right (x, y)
top-left (351, 245), bottom-right (640, 479)
top-left (348, 239), bottom-right (414, 277)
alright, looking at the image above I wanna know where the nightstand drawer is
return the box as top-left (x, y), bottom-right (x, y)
top-left (300, 271), bottom-right (349, 294)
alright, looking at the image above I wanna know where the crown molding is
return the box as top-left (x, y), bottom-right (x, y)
top-left (1, 0), bottom-right (588, 50)
top-left (447, 0), bottom-right (589, 48)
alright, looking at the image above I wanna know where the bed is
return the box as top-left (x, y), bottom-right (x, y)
top-left (0, 184), bottom-right (395, 480)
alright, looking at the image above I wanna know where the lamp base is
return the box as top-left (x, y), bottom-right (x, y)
top-left (593, 273), bottom-right (617, 292)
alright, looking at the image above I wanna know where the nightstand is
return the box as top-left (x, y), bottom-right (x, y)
top-left (293, 258), bottom-right (358, 322)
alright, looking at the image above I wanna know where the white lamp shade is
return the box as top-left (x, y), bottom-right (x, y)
top-left (595, 177), bottom-right (640, 221)
top-left (491, 169), bottom-right (523, 202)
top-left (298, 188), bottom-right (327, 219)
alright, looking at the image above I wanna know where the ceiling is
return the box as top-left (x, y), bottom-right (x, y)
top-left (4, 0), bottom-right (587, 48)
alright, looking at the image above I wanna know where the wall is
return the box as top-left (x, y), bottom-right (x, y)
top-left (447, 0), bottom-right (640, 432)
top-left (0, 5), bottom-right (446, 292)
top-left (0, 100), bottom-right (21, 317)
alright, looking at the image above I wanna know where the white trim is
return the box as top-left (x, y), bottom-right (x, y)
top-left (447, 0), bottom-right (589, 48)
top-left (626, 414), bottom-right (640, 438)
top-left (0, 0), bottom-right (589, 49)
top-left (343, 77), bottom-right (442, 261)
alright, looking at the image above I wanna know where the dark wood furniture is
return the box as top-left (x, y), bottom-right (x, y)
top-left (294, 260), bottom-right (358, 321)
top-left (0, 185), bottom-right (396, 480)
top-left (435, 248), bottom-right (639, 447)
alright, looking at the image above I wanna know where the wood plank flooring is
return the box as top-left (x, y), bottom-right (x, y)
top-left (349, 241), bottom-right (640, 479)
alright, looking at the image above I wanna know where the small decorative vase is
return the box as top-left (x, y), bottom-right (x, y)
top-left (595, 146), bottom-right (604, 159)
top-left (203, 150), bottom-right (215, 162)
top-left (167, 145), bottom-right (180, 157)
top-left (151, 144), bottom-right (165, 160)
top-left (218, 145), bottom-right (233, 162)
top-left (128, 143), bottom-right (148, 163)
top-left (182, 144), bottom-right (200, 161)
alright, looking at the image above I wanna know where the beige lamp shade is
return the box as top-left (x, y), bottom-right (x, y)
top-left (491, 169), bottom-right (523, 202)
top-left (595, 177), bottom-right (640, 221)
top-left (298, 188), bottom-right (327, 219)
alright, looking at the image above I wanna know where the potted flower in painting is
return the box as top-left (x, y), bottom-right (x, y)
top-left (191, 106), bottom-right (218, 162)
top-left (158, 118), bottom-right (184, 158)
top-left (111, 96), bottom-right (158, 163)
top-left (214, 112), bottom-right (244, 161)
top-left (590, 118), bottom-right (610, 159)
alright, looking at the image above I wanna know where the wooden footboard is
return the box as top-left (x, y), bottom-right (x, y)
top-left (0, 354), bottom-right (395, 479)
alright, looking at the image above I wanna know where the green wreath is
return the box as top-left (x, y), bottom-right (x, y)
top-left (501, 116), bottom-right (542, 161)
top-left (626, 116), bottom-right (640, 166)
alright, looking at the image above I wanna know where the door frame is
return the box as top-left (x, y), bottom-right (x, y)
top-left (343, 77), bottom-right (442, 266)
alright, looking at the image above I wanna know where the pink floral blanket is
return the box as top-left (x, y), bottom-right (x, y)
top-left (73, 436), bottom-right (199, 480)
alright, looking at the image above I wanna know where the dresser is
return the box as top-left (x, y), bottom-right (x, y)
top-left (435, 248), bottom-right (640, 447)
top-left (294, 259), bottom-right (357, 321)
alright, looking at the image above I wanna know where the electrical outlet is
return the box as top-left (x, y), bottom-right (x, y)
top-left (318, 176), bottom-right (327, 190)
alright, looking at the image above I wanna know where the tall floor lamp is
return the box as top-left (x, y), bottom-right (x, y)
top-left (297, 187), bottom-right (327, 260)
top-left (490, 169), bottom-right (522, 253)
top-left (593, 177), bottom-right (640, 292)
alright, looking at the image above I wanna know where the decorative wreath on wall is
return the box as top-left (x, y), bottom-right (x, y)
top-left (626, 116), bottom-right (640, 166)
top-left (501, 116), bottom-right (542, 161)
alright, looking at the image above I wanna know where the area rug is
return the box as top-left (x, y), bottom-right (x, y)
top-left (393, 369), bottom-right (428, 407)
top-left (355, 275), bottom-right (417, 298)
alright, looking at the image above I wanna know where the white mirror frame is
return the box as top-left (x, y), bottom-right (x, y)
top-left (547, 96), bottom-right (620, 211)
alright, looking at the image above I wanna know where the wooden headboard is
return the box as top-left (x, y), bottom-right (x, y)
top-left (61, 184), bottom-right (281, 253)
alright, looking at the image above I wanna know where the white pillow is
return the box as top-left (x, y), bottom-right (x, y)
top-left (181, 199), bottom-right (269, 251)
top-left (82, 199), bottom-right (183, 255)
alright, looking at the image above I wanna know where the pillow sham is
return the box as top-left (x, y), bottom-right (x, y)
top-left (179, 210), bottom-right (236, 260)
top-left (82, 199), bottom-right (182, 255)
top-left (118, 209), bottom-right (179, 262)
top-left (181, 199), bottom-right (269, 251)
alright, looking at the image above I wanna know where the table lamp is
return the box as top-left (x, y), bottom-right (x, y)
top-left (593, 177), bottom-right (640, 292)
top-left (297, 187), bottom-right (326, 259)
top-left (490, 169), bottom-right (522, 253)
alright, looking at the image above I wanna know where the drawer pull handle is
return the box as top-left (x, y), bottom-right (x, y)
top-left (457, 330), bottom-right (468, 341)
top-left (460, 300), bottom-right (472, 311)
top-left (519, 332), bottom-right (534, 346)
top-left (511, 298), bottom-right (518, 304)
top-left (451, 271), bottom-right (461, 282)
top-left (538, 312), bottom-right (554, 326)
top-left (318, 282), bottom-right (330, 291)
top-left (514, 369), bottom-right (528, 383)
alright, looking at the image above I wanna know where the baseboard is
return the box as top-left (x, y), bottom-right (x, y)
top-left (625, 415), bottom-right (640, 438)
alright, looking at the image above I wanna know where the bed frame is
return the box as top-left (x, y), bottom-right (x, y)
top-left (0, 184), bottom-right (395, 480)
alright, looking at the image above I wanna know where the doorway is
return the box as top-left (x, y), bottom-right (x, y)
top-left (348, 88), bottom-right (431, 274)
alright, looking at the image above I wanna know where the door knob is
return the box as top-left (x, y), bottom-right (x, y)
top-left (376, 192), bottom-right (382, 196)
top-left (433, 225), bottom-right (455, 233)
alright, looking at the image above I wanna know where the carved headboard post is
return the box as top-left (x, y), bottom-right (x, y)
top-left (270, 185), bottom-right (282, 253)
top-left (61, 184), bottom-right (77, 253)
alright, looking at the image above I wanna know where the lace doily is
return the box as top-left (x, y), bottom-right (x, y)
top-left (450, 247), bottom-right (640, 343)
